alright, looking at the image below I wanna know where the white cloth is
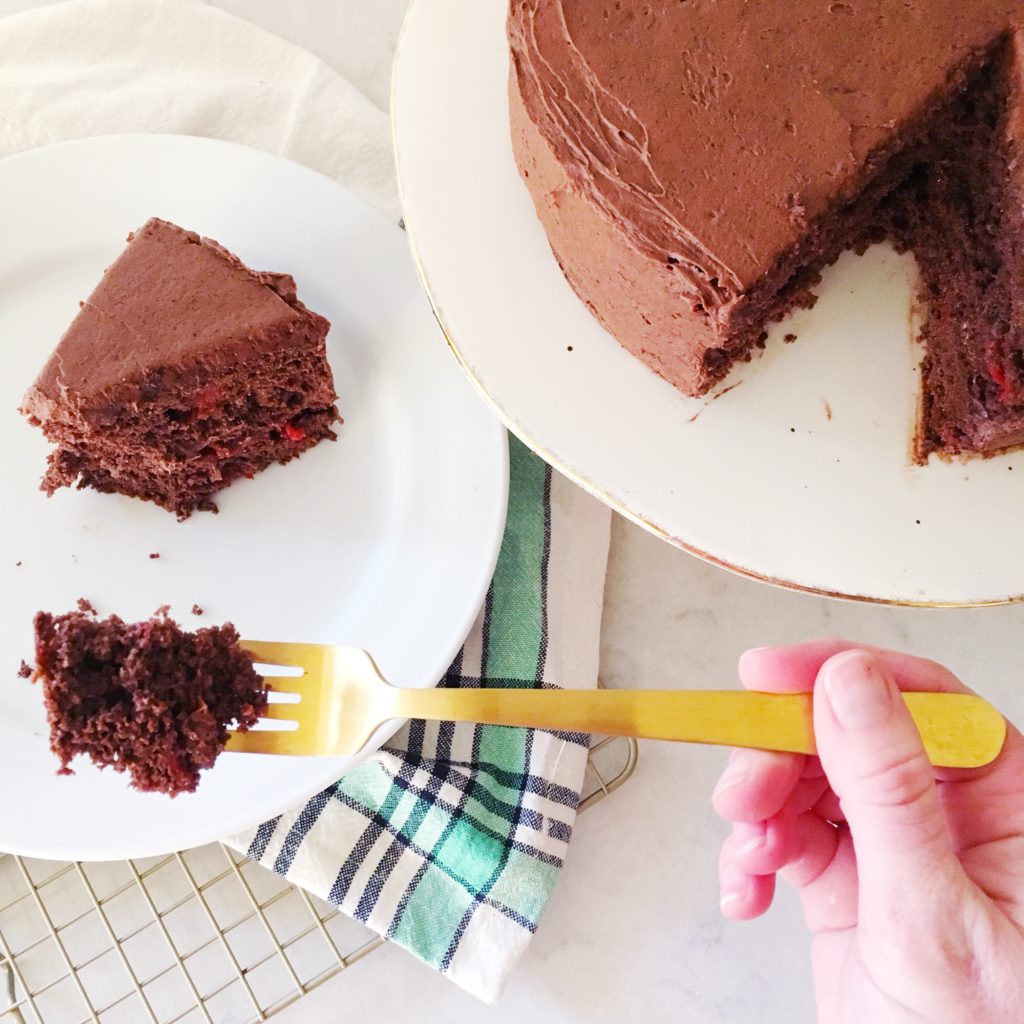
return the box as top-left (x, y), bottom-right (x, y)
top-left (0, 0), bottom-right (401, 220)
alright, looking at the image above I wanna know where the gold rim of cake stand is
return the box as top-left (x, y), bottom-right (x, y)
top-left (389, 0), bottom-right (1024, 611)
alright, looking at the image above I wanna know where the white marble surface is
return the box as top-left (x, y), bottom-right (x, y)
top-left (6, 1), bottom-right (1024, 1021)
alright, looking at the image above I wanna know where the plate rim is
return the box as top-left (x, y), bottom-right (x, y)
top-left (0, 131), bottom-right (510, 860)
top-left (391, 0), bottom-right (1023, 611)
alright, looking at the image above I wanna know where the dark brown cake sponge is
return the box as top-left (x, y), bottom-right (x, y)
top-left (30, 609), bottom-right (268, 796)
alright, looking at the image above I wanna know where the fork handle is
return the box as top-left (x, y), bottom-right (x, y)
top-left (391, 689), bottom-right (1005, 769)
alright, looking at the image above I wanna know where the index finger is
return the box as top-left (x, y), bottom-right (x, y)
top-left (738, 639), bottom-right (970, 695)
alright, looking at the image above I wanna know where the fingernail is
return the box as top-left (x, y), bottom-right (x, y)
top-left (823, 651), bottom-right (894, 729)
top-left (720, 864), bottom-right (750, 910)
top-left (738, 645), bottom-right (772, 668)
top-left (736, 821), bottom-right (767, 857)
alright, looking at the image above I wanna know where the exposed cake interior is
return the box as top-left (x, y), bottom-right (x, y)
top-left (21, 219), bottom-right (340, 518)
top-left (39, 337), bottom-right (340, 518)
top-left (31, 609), bottom-right (268, 796)
top-left (694, 37), bottom-right (1024, 459)
top-left (888, 40), bottom-right (1024, 457)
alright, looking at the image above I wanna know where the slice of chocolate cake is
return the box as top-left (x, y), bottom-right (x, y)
top-left (30, 609), bottom-right (268, 796)
top-left (20, 218), bottom-right (340, 518)
top-left (508, 2), bottom-right (1024, 461)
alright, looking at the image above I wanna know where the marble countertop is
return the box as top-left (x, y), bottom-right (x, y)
top-left (6, 2), bottom-right (1024, 1020)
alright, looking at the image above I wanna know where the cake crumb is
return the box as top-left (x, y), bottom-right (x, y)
top-left (784, 333), bottom-right (798, 343)
top-left (712, 382), bottom-right (741, 402)
top-left (784, 193), bottom-right (807, 227)
top-left (567, 345), bottom-right (574, 352)
top-left (17, 660), bottom-right (32, 679)
top-left (76, 597), bottom-right (96, 615)
top-left (148, 552), bottom-right (160, 560)
top-left (15, 561), bottom-right (21, 567)
top-left (823, 400), bottom-right (833, 421)
top-left (191, 604), bottom-right (204, 616)
top-left (154, 604), bottom-right (171, 617)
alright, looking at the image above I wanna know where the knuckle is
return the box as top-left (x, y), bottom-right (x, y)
top-left (916, 655), bottom-right (967, 692)
top-left (850, 746), bottom-right (935, 813)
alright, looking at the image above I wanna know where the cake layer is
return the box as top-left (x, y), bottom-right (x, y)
top-left (42, 406), bottom-right (338, 516)
top-left (35, 339), bottom-right (339, 516)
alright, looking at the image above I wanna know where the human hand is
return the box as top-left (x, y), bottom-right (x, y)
top-left (712, 640), bottom-right (1024, 1023)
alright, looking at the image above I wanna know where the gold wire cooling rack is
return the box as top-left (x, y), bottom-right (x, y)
top-left (0, 736), bottom-right (637, 1024)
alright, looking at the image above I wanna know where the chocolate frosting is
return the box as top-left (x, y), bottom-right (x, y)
top-left (509, 1), bottom-right (1023, 308)
top-left (22, 218), bottom-right (328, 425)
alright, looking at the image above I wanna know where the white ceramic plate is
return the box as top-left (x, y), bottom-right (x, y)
top-left (0, 135), bottom-right (508, 861)
top-left (393, 0), bottom-right (1024, 607)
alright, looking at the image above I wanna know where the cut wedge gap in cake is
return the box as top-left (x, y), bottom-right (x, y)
top-left (725, 35), bottom-right (1024, 461)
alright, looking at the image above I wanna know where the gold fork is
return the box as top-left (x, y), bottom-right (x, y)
top-left (225, 641), bottom-right (1007, 768)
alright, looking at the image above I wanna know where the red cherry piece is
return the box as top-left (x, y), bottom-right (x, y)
top-left (194, 384), bottom-right (223, 416)
top-left (986, 356), bottom-right (1014, 402)
top-left (284, 423), bottom-right (306, 442)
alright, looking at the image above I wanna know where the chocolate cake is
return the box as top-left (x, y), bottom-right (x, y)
top-left (30, 609), bottom-right (267, 795)
top-left (20, 218), bottom-right (339, 517)
top-left (508, 2), bottom-right (1024, 459)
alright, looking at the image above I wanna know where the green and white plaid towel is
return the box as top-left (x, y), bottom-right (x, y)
top-left (228, 437), bottom-right (611, 1000)
top-left (0, 0), bottom-right (612, 1000)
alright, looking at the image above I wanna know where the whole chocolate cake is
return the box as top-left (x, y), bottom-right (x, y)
top-left (20, 218), bottom-right (340, 517)
top-left (30, 609), bottom-right (267, 795)
top-left (509, 2), bottom-right (1024, 459)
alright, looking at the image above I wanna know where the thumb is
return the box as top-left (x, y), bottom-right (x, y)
top-left (814, 649), bottom-right (963, 914)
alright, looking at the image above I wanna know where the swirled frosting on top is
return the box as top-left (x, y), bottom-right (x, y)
top-left (509, 0), bottom-right (1022, 309)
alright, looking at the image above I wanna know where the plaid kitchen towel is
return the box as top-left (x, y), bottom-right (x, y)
top-left (227, 436), bottom-right (611, 1001)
